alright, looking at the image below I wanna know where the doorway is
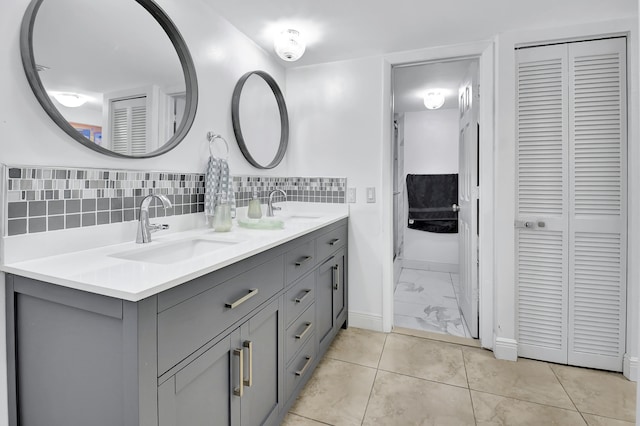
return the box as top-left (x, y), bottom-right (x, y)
top-left (391, 58), bottom-right (480, 339)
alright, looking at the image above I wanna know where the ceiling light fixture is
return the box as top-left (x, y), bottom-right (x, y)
top-left (423, 91), bottom-right (445, 110)
top-left (50, 92), bottom-right (89, 108)
top-left (274, 29), bottom-right (306, 62)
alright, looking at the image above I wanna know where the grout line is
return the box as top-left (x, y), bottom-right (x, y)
top-left (549, 365), bottom-right (582, 414)
top-left (286, 413), bottom-right (334, 425)
top-left (375, 367), bottom-right (471, 392)
top-left (360, 333), bottom-right (388, 425)
top-left (461, 346), bottom-right (479, 425)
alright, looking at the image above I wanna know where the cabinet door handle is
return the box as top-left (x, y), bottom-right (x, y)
top-left (225, 289), bottom-right (259, 309)
top-left (295, 256), bottom-right (313, 267)
top-left (295, 322), bottom-right (313, 340)
top-left (332, 264), bottom-right (340, 290)
top-left (294, 289), bottom-right (312, 304)
top-left (295, 356), bottom-right (313, 376)
top-left (243, 340), bottom-right (253, 387)
top-left (329, 238), bottom-right (341, 246)
top-left (233, 348), bottom-right (244, 397)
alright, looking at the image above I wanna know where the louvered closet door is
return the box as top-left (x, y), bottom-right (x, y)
top-left (516, 38), bottom-right (627, 371)
top-left (568, 38), bottom-right (627, 370)
top-left (516, 44), bottom-right (570, 364)
top-left (110, 96), bottom-right (148, 156)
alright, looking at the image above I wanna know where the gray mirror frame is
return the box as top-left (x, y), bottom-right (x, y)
top-left (20, 0), bottom-right (198, 159)
top-left (231, 70), bottom-right (289, 169)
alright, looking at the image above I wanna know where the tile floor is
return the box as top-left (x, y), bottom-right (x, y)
top-left (283, 327), bottom-right (637, 426)
top-left (394, 268), bottom-right (472, 338)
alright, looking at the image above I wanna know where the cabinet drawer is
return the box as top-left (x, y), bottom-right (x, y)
top-left (284, 272), bottom-right (315, 327)
top-left (284, 239), bottom-right (316, 285)
top-left (316, 225), bottom-right (347, 262)
top-left (157, 256), bottom-right (284, 375)
top-left (285, 303), bottom-right (315, 364)
top-left (285, 333), bottom-right (317, 402)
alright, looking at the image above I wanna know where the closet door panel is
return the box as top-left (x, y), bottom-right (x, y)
top-left (515, 44), bottom-right (569, 363)
top-left (568, 38), bottom-right (626, 370)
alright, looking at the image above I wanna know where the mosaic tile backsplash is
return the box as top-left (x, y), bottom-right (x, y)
top-left (4, 166), bottom-right (346, 236)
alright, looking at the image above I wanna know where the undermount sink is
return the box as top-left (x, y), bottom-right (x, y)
top-left (283, 214), bottom-right (323, 223)
top-left (110, 238), bottom-right (240, 264)
top-left (237, 217), bottom-right (285, 230)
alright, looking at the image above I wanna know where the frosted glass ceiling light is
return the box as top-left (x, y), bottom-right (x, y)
top-left (274, 29), bottom-right (306, 61)
top-left (423, 91), bottom-right (445, 110)
top-left (51, 92), bottom-right (88, 108)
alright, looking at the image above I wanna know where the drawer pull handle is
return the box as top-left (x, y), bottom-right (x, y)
top-left (295, 356), bottom-right (313, 376)
top-left (294, 289), bottom-right (312, 304)
top-left (329, 238), bottom-right (341, 246)
top-left (332, 264), bottom-right (340, 290)
top-left (243, 340), bottom-right (253, 387)
top-left (295, 256), bottom-right (313, 267)
top-left (233, 348), bottom-right (244, 397)
top-left (225, 289), bottom-right (259, 309)
top-left (295, 322), bottom-right (313, 340)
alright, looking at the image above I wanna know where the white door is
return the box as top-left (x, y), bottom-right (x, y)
top-left (458, 62), bottom-right (479, 338)
top-left (516, 38), bottom-right (627, 371)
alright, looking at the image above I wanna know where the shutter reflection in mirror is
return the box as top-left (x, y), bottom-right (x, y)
top-left (110, 96), bottom-right (148, 156)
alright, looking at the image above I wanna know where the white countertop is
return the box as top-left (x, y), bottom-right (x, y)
top-left (0, 203), bottom-right (348, 301)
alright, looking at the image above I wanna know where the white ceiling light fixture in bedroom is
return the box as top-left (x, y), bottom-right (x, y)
top-left (50, 92), bottom-right (89, 108)
top-left (274, 29), bottom-right (306, 61)
top-left (423, 90), bottom-right (445, 110)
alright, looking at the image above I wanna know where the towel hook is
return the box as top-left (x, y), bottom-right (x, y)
top-left (207, 132), bottom-right (229, 160)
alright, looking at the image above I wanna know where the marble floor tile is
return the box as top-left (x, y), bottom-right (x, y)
top-left (394, 281), bottom-right (456, 306)
top-left (324, 327), bottom-right (387, 368)
top-left (393, 313), bottom-right (467, 337)
top-left (582, 413), bottom-right (636, 426)
top-left (550, 364), bottom-right (637, 423)
top-left (290, 358), bottom-right (376, 426)
top-left (362, 370), bottom-right (475, 426)
top-left (463, 347), bottom-right (575, 410)
top-left (471, 390), bottom-right (587, 426)
top-left (378, 333), bottom-right (468, 387)
top-left (281, 413), bottom-right (332, 425)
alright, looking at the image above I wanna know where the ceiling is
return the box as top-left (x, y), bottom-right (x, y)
top-left (393, 59), bottom-right (476, 113)
top-left (207, 0), bottom-right (636, 68)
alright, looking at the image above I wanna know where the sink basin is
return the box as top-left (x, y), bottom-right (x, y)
top-left (283, 214), bottom-right (323, 223)
top-left (110, 238), bottom-right (240, 264)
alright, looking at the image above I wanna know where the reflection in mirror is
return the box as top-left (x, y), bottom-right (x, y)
top-left (21, 0), bottom-right (198, 158)
top-left (232, 71), bottom-right (288, 169)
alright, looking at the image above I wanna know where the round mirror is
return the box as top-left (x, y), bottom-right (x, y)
top-left (20, 0), bottom-right (198, 158)
top-left (231, 71), bottom-right (288, 169)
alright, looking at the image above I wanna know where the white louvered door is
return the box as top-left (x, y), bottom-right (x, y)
top-left (110, 96), bottom-right (148, 156)
top-left (516, 38), bottom-right (627, 371)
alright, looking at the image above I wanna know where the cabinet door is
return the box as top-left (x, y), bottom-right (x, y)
top-left (158, 331), bottom-right (241, 426)
top-left (316, 256), bottom-right (336, 350)
top-left (239, 299), bottom-right (283, 426)
top-left (332, 248), bottom-right (346, 325)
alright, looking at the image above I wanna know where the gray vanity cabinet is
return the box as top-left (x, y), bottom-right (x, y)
top-left (6, 218), bottom-right (348, 426)
top-left (158, 298), bottom-right (282, 426)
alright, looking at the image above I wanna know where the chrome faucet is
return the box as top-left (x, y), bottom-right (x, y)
top-left (136, 194), bottom-right (172, 244)
top-left (267, 189), bottom-right (287, 217)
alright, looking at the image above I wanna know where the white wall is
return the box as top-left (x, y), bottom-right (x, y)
top-left (286, 57), bottom-right (386, 330)
top-left (402, 109), bottom-right (459, 269)
top-left (0, 0), bottom-right (287, 423)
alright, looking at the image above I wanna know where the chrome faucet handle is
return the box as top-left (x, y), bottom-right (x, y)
top-left (149, 223), bottom-right (170, 232)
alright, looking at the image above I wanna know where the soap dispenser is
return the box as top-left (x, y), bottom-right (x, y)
top-left (212, 192), bottom-right (233, 232)
top-left (247, 190), bottom-right (263, 219)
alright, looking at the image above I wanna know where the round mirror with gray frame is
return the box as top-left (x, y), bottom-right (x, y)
top-left (231, 71), bottom-right (289, 169)
top-left (20, 0), bottom-right (198, 158)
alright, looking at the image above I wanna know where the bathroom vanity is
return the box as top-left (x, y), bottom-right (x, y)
top-left (4, 214), bottom-right (348, 426)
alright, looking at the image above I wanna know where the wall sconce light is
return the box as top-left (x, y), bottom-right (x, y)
top-left (423, 91), bottom-right (445, 110)
top-left (51, 92), bottom-right (88, 108)
top-left (274, 29), bottom-right (306, 62)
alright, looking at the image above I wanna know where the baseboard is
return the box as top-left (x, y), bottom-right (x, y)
top-left (623, 353), bottom-right (638, 382)
top-left (402, 259), bottom-right (459, 274)
top-left (493, 335), bottom-right (518, 361)
top-left (348, 311), bottom-right (384, 332)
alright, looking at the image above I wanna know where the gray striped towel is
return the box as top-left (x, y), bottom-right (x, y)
top-left (205, 157), bottom-right (236, 220)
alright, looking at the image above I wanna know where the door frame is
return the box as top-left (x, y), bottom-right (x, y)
top-left (381, 40), bottom-right (496, 349)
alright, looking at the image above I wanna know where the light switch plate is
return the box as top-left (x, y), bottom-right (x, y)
top-left (366, 187), bottom-right (376, 203)
top-left (347, 187), bottom-right (356, 203)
